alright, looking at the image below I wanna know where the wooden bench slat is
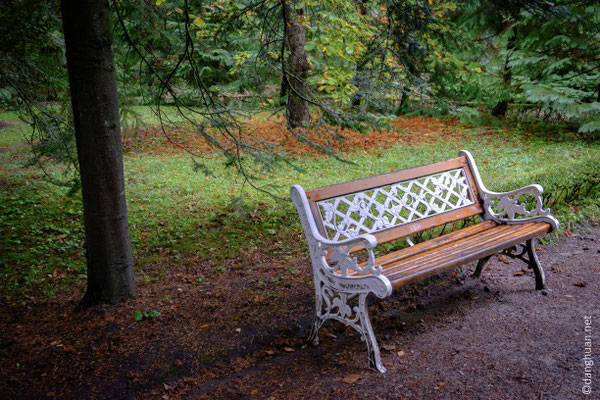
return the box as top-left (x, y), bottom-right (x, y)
top-left (389, 225), bottom-right (549, 289)
top-left (379, 223), bottom-right (518, 271)
top-left (369, 203), bottom-right (484, 245)
top-left (384, 222), bottom-right (544, 276)
top-left (369, 220), bottom-right (498, 266)
top-left (305, 156), bottom-right (468, 201)
top-left (384, 222), bottom-right (550, 287)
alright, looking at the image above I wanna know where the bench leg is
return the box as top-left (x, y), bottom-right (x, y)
top-left (472, 255), bottom-right (492, 278)
top-left (309, 279), bottom-right (386, 372)
top-left (357, 293), bottom-right (386, 373)
top-left (307, 283), bottom-right (324, 346)
top-left (526, 239), bottom-right (546, 290)
top-left (501, 239), bottom-right (546, 290)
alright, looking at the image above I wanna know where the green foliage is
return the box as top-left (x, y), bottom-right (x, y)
top-left (432, 0), bottom-right (600, 132)
top-left (133, 310), bottom-right (161, 321)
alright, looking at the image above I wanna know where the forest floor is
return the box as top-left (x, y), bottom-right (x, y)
top-left (1, 115), bottom-right (599, 399)
top-left (1, 221), bottom-right (599, 399)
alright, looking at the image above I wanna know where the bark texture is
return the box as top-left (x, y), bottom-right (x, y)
top-left (283, 1), bottom-right (310, 128)
top-left (61, 0), bottom-right (135, 306)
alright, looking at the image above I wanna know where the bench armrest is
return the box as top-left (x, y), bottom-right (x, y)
top-left (291, 185), bottom-right (382, 277)
top-left (459, 150), bottom-right (559, 232)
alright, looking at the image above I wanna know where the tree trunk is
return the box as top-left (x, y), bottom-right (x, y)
top-left (283, 0), bottom-right (310, 128)
top-left (60, 0), bottom-right (135, 307)
top-left (351, 0), bottom-right (369, 110)
top-left (491, 27), bottom-right (517, 117)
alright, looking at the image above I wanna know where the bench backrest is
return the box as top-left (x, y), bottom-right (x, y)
top-left (304, 156), bottom-right (484, 245)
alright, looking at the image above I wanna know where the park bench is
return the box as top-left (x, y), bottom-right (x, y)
top-left (290, 150), bottom-right (558, 373)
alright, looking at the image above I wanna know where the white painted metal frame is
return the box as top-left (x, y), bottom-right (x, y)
top-left (291, 184), bottom-right (391, 372)
top-left (458, 150), bottom-right (559, 231)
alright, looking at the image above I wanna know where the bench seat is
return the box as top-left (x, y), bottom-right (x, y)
top-left (363, 221), bottom-right (550, 289)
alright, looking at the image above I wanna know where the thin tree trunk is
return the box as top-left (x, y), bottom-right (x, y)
top-left (61, 0), bottom-right (135, 307)
top-left (491, 27), bottom-right (517, 117)
top-left (351, 0), bottom-right (369, 110)
top-left (283, 0), bottom-right (310, 128)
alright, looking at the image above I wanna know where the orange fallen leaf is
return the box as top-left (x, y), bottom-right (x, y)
top-left (342, 374), bottom-right (360, 384)
top-left (574, 281), bottom-right (586, 287)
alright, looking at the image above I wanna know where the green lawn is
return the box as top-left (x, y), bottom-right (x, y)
top-left (1, 109), bottom-right (599, 302)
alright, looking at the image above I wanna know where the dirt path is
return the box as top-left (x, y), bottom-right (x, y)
top-left (144, 226), bottom-right (600, 400)
top-left (1, 225), bottom-right (599, 400)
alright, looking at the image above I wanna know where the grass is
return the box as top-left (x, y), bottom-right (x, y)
top-left (1, 108), bottom-right (599, 303)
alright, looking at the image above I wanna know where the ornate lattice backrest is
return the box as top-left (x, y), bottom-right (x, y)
top-left (317, 169), bottom-right (474, 240)
top-left (305, 156), bottom-right (484, 244)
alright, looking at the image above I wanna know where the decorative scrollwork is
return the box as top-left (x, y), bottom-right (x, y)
top-left (321, 286), bottom-right (361, 329)
top-left (501, 244), bottom-right (529, 264)
top-left (328, 244), bottom-right (380, 276)
top-left (483, 185), bottom-right (551, 222)
top-left (310, 279), bottom-right (386, 372)
top-left (316, 168), bottom-right (475, 241)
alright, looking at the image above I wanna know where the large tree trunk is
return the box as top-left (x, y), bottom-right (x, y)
top-left (61, 0), bottom-right (135, 307)
top-left (283, 0), bottom-right (310, 128)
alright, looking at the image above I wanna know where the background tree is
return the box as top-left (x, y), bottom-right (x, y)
top-left (60, 0), bottom-right (135, 306)
top-left (282, 0), bottom-right (311, 128)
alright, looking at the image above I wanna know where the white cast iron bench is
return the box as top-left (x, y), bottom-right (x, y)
top-left (291, 150), bottom-right (558, 372)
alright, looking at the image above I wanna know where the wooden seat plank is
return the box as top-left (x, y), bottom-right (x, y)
top-left (384, 222), bottom-right (550, 288)
top-left (379, 223), bottom-right (520, 272)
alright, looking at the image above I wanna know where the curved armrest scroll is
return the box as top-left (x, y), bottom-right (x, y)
top-left (459, 150), bottom-right (558, 232)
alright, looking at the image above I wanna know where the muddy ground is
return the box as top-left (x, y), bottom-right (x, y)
top-left (1, 225), bottom-right (599, 400)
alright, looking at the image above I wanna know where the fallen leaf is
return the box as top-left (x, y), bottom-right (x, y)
top-left (235, 328), bottom-right (242, 333)
top-left (397, 350), bottom-right (405, 356)
top-left (513, 270), bottom-right (525, 276)
top-left (574, 281), bottom-right (586, 287)
top-left (265, 350), bottom-right (275, 355)
top-left (382, 344), bottom-right (396, 351)
top-left (283, 347), bottom-right (294, 352)
top-left (251, 389), bottom-right (260, 395)
top-left (511, 373), bottom-right (527, 381)
top-left (342, 374), bottom-right (360, 384)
